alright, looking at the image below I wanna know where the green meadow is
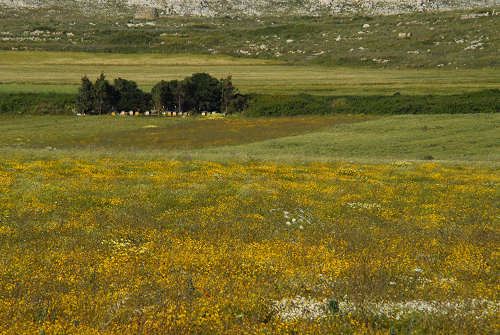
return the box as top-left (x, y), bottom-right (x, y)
top-left (1, 113), bottom-right (499, 165)
top-left (1, 51), bottom-right (500, 96)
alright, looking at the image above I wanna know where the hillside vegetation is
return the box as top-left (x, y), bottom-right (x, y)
top-left (0, 6), bottom-right (499, 68)
top-left (0, 0), bottom-right (496, 16)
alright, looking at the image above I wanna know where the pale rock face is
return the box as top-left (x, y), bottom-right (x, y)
top-left (0, 0), bottom-right (497, 16)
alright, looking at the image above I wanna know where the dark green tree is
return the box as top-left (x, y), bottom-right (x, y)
top-left (220, 75), bottom-right (237, 114)
top-left (76, 76), bottom-right (94, 114)
top-left (93, 73), bottom-right (118, 115)
top-left (230, 93), bottom-right (250, 113)
top-left (183, 73), bottom-right (220, 113)
top-left (152, 80), bottom-right (170, 112)
top-left (114, 78), bottom-right (150, 112)
top-left (152, 80), bottom-right (180, 112)
top-left (169, 80), bottom-right (185, 113)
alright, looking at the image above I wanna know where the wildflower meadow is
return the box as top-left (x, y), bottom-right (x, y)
top-left (0, 158), bottom-right (498, 334)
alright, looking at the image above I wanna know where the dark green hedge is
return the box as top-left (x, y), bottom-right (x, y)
top-left (1, 89), bottom-right (499, 116)
top-left (244, 89), bottom-right (500, 116)
top-left (0, 93), bottom-right (76, 115)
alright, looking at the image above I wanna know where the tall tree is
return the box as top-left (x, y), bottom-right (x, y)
top-left (169, 80), bottom-right (185, 113)
top-left (76, 76), bottom-right (94, 114)
top-left (183, 73), bottom-right (220, 113)
top-left (93, 73), bottom-right (118, 115)
top-left (151, 80), bottom-right (178, 112)
top-left (114, 78), bottom-right (150, 112)
top-left (220, 75), bottom-right (237, 114)
top-left (152, 80), bottom-right (169, 112)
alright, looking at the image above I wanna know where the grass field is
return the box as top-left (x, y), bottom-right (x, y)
top-left (203, 114), bottom-right (500, 163)
top-left (1, 114), bottom-right (499, 164)
top-left (0, 114), bottom-right (374, 151)
top-left (1, 51), bottom-right (500, 96)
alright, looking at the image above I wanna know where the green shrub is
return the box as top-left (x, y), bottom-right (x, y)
top-left (0, 93), bottom-right (75, 115)
top-left (244, 93), bottom-right (332, 116)
top-left (244, 90), bottom-right (500, 117)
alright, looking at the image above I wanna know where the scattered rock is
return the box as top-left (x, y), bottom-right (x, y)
top-left (134, 7), bottom-right (159, 20)
top-left (372, 58), bottom-right (390, 64)
top-left (398, 32), bottom-right (412, 39)
top-left (460, 12), bottom-right (490, 20)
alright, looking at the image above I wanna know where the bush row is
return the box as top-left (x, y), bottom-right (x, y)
top-left (243, 90), bottom-right (500, 116)
top-left (0, 93), bottom-right (75, 115)
top-left (1, 89), bottom-right (499, 116)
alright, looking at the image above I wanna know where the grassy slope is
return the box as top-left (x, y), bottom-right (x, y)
top-left (1, 114), bottom-right (499, 165)
top-left (1, 51), bottom-right (500, 95)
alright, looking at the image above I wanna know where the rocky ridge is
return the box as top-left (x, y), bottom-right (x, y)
top-left (0, 0), bottom-right (498, 16)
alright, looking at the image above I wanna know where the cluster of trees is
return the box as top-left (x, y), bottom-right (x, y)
top-left (77, 74), bottom-right (152, 115)
top-left (76, 73), bottom-right (248, 115)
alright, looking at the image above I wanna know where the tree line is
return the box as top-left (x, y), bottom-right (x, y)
top-left (76, 73), bottom-right (249, 115)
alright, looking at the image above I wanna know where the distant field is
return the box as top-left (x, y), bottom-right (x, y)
top-left (1, 51), bottom-right (500, 95)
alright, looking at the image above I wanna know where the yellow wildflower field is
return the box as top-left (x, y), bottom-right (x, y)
top-left (0, 159), bottom-right (498, 334)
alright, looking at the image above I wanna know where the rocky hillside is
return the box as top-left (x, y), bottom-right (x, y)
top-left (0, 0), bottom-right (497, 16)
